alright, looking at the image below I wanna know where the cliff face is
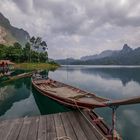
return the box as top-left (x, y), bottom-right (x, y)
top-left (0, 13), bottom-right (30, 46)
top-left (0, 26), bottom-right (7, 44)
top-left (0, 26), bottom-right (17, 45)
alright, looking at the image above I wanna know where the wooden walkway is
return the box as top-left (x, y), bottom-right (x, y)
top-left (0, 111), bottom-right (108, 140)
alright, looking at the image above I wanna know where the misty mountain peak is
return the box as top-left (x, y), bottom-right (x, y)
top-left (122, 44), bottom-right (132, 52)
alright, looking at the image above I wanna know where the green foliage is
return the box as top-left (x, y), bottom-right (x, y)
top-left (30, 36), bottom-right (47, 51)
top-left (29, 36), bottom-right (48, 62)
top-left (0, 41), bottom-right (48, 63)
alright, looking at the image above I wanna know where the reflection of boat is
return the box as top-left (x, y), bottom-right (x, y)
top-left (32, 78), bottom-right (109, 109)
top-left (32, 86), bottom-right (72, 115)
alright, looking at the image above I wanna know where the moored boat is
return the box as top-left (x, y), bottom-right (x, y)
top-left (32, 77), bottom-right (140, 109)
top-left (32, 77), bottom-right (123, 140)
top-left (32, 77), bottom-right (110, 109)
top-left (32, 76), bottom-right (140, 140)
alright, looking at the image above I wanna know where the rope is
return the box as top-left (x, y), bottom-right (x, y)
top-left (73, 99), bottom-right (108, 140)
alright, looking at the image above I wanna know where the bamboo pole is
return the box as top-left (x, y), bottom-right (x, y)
top-left (111, 106), bottom-right (118, 140)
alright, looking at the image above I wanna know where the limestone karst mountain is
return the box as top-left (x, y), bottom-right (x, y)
top-left (0, 13), bottom-right (30, 46)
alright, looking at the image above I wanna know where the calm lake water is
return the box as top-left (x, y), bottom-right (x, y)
top-left (0, 66), bottom-right (140, 140)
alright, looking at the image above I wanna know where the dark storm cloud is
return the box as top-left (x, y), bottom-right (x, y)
top-left (1, 0), bottom-right (140, 58)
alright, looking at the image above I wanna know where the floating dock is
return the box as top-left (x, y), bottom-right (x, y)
top-left (0, 110), bottom-right (113, 140)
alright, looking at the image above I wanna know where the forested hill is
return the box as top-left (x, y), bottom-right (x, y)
top-left (0, 13), bottom-right (30, 46)
top-left (56, 44), bottom-right (140, 65)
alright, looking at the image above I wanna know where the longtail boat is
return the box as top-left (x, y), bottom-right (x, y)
top-left (32, 78), bottom-right (109, 109)
top-left (32, 77), bottom-right (140, 109)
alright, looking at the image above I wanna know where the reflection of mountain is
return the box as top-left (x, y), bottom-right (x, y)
top-left (58, 66), bottom-right (79, 72)
top-left (80, 68), bottom-right (140, 86)
top-left (32, 87), bottom-right (72, 115)
top-left (0, 78), bottom-right (30, 116)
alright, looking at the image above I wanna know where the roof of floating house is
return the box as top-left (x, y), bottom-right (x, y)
top-left (0, 60), bottom-right (15, 65)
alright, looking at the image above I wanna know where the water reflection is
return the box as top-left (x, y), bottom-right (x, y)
top-left (0, 77), bottom-right (33, 119)
top-left (0, 69), bottom-right (71, 120)
top-left (0, 66), bottom-right (140, 139)
top-left (80, 67), bottom-right (140, 86)
top-left (49, 66), bottom-right (140, 140)
top-left (50, 67), bottom-right (140, 99)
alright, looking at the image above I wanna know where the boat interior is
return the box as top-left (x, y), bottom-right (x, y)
top-left (33, 78), bottom-right (109, 106)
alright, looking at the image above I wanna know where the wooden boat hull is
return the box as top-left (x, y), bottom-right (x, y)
top-left (32, 78), bottom-right (108, 109)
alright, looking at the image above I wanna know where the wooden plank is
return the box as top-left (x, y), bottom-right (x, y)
top-left (0, 111), bottom-right (109, 140)
top-left (0, 119), bottom-right (14, 140)
top-left (46, 114), bottom-right (56, 140)
top-left (27, 117), bottom-right (39, 140)
top-left (54, 113), bottom-right (66, 139)
top-left (18, 117), bottom-right (32, 140)
top-left (66, 111), bottom-right (88, 140)
top-left (74, 111), bottom-right (102, 140)
top-left (37, 116), bottom-right (46, 140)
top-left (7, 118), bottom-right (23, 140)
top-left (61, 112), bottom-right (77, 140)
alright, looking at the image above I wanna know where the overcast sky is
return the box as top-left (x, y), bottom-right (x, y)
top-left (0, 0), bottom-right (140, 59)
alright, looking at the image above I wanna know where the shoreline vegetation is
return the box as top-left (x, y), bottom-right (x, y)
top-left (0, 37), bottom-right (48, 63)
top-left (14, 62), bottom-right (60, 71)
top-left (0, 62), bottom-right (59, 84)
top-left (0, 36), bottom-right (60, 71)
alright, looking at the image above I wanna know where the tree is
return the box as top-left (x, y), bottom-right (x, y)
top-left (0, 44), bottom-right (7, 59)
top-left (29, 36), bottom-right (48, 62)
top-left (29, 36), bottom-right (36, 46)
top-left (40, 41), bottom-right (48, 62)
top-left (24, 42), bottom-right (31, 62)
top-left (13, 42), bottom-right (22, 49)
top-left (41, 41), bottom-right (47, 51)
top-left (39, 52), bottom-right (48, 62)
top-left (0, 39), bottom-right (48, 63)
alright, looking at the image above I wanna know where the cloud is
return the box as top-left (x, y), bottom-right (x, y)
top-left (1, 0), bottom-right (140, 58)
top-left (13, 0), bottom-right (34, 13)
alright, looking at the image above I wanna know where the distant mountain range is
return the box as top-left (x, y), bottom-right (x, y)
top-left (56, 44), bottom-right (140, 65)
top-left (0, 13), bottom-right (30, 46)
top-left (81, 50), bottom-right (115, 60)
